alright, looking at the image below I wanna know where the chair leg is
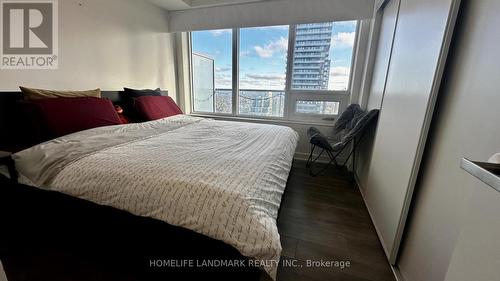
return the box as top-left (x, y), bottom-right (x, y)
top-left (326, 150), bottom-right (340, 168)
top-left (309, 148), bottom-right (339, 177)
top-left (307, 148), bottom-right (325, 170)
top-left (309, 157), bottom-right (335, 177)
top-left (341, 145), bottom-right (355, 167)
top-left (305, 145), bottom-right (316, 168)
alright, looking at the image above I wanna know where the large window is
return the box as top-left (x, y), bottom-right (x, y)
top-left (238, 26), bottom-right (288, 117)
top-left (190, 21), bottom-right (358, 121)
top-left (292, 21), bottom-right (357, 91)
top-left (192, 29), bottom-right (232, 113)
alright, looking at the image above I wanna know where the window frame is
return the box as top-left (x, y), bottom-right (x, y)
top-left (189, 21), bottom-right (361, 123)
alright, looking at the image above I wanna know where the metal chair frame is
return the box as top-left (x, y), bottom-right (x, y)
top-left (306, 127), bottom-right (369, 177)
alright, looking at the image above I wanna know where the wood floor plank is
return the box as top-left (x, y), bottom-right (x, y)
top-left (276, 160), bottom-right (395, 281)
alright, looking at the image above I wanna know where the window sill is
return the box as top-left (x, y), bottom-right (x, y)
top-left (189, 113), bottom-right (335, 127)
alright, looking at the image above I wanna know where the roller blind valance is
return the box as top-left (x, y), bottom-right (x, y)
top-left (168, 0), bottom-right (375, 32)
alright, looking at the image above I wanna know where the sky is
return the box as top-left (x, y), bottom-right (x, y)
top-left (191, 21), bottom-right (357, 91)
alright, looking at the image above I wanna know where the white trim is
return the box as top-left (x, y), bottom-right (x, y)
top-left (174, 32), bottom-right (193, 114)
top-left (350, 19), bottom-right (372, 105)
top-left (358, 5), bottom-right (385, 108)
top-left (232, 28), bottom-right (239, 116)
top-left (376, 0), bottom-right (391, 11)
top-left (284, 24), bottom-right (296, 120)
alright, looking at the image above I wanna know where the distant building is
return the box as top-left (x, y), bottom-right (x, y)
top-left (239, 90), bottom-right (284, 117)
top-left (291, 22), bottom-right (333, 90)
top-left (208, 23), bottom-right (336, 116)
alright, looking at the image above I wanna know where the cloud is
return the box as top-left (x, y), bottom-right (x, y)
top-left (254, 37), bottom-right (288, 58)
top-left (215, 73), bottom-right (232, 88)
top-left (210, 29), bottom-right (232, 37)
top-left (215, 67), bottom-right (231, 72)
top-left (245, 74), bottom-right (286, 81)
top-left (254, 46), bottom-right (273, 58)
top-left (239, 73), bottom-right (286, 90)
top-left (332, 32), bottom-right (356, 48)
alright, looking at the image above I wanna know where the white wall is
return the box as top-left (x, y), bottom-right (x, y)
top-left (397, 0), bottom-right (500, 280)
top-left (442, 186), bottom-right (500, 281)
top-left (0, 0), bottom-right (177, 99)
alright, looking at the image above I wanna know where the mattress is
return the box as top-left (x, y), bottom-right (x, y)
top-left (13, 115), bottom-right (299, 279)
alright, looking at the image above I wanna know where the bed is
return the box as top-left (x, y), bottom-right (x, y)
top-left (0, 91), bottom-right (299, 281)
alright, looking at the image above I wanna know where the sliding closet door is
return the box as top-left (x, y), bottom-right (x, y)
top-left (363, 0), bottom-right (460, 263)
top-left (365, 0), bottom-right (400, 111)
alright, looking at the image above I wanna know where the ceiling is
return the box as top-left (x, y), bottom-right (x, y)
top-left (147, 0), bottom-right (272, 11)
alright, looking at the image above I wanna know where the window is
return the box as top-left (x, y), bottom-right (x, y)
top-left (238, 25), bottom-right (288, 117)
top-left (296, 101), bottom-right (340, 115)
top-left (190, 21), bottom-right (359, 122)
top-left (191, 29), bottom-right (232, 113)
top-left (292, 21), bottom-right (357, 91)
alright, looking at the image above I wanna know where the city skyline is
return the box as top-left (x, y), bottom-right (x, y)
top-left (191, 21), bottom-right (357, 91)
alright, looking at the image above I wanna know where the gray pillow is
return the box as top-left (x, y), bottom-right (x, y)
top-left (122, 88), bottom-right (162, 98)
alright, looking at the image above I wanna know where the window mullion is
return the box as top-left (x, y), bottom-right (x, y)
top-left (232, 28), bottom-right (239, 116)
top-left (284, 24), bottom-right (296, 120)
top-left (188, 32), bottom-right (194, 114)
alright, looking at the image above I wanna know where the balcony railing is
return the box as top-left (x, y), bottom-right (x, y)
top-left (195, 89), bottom-right (285, 117)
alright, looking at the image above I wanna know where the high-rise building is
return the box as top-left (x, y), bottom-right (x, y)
top-left (291, 22), bottom-right (334, 90)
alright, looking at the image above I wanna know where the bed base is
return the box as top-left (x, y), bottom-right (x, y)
top-left (0, 176), bottom-right (262, 281)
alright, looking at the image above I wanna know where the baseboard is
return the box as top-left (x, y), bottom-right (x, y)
top-left (354, 173), bottom-right (387, 253)
top-left (294, 152), bottom-right (330, 163)
top-left (354, 172), bottom-right (363, 194)
top-left (354, 172), bottom-right (405, 281)
top-left (294, 152), bottom-right (348, 166)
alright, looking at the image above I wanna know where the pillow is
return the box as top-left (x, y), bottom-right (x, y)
top-left (20, 86), bottom-right (101, 100)
top-left (23, 97), bottom-right (122, 139)
top-left (122, 87), bottom-right (162, 98)
top-left (121, 88), bottom-right (163, 122)
top-left (133, 96), bottom-right (182, 121)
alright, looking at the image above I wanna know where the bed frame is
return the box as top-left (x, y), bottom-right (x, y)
top-left (0, 91), bottom-right (264, 281)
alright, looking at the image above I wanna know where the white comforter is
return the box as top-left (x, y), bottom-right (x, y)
top-left (13, 115), bottom-right (298, 279)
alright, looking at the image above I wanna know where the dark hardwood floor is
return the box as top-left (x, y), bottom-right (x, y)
top-left (274, 160), bottom-right (395, 281)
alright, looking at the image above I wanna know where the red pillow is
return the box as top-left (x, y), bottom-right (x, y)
top-left (24, 97), bottom-right (122, 138)
top-left (134, 95), bottom-right (182, 121)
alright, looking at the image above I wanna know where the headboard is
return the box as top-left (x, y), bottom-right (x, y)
top-left (0, 90), bottom-right (168, 152)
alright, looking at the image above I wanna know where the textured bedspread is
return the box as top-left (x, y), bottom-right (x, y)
top-left (13, 115), bottom-right (299, 279)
